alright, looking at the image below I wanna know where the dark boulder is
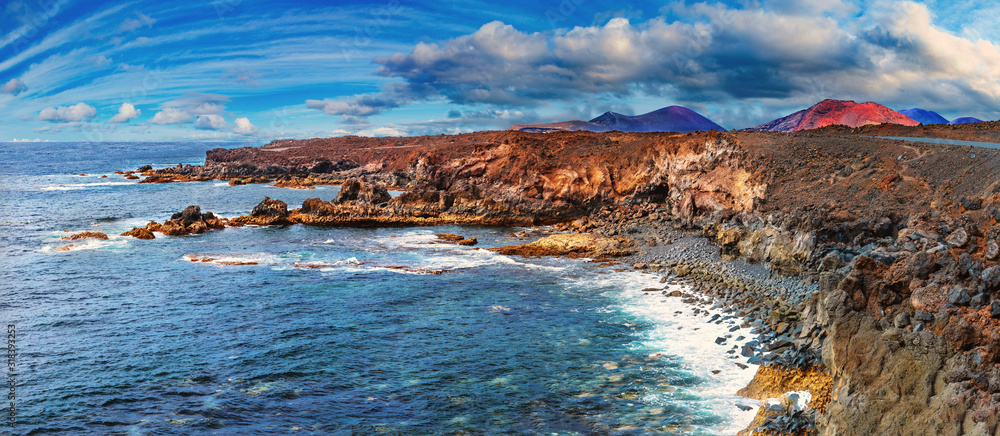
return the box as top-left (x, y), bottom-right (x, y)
top-left (251, 197), bottom-right (289, 217)
top-left (335, 178), bottom-right (392, 205)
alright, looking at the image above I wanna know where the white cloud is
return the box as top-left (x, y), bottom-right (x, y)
top-left (86, 54), bottom-right (112, 67)
top-left (39, 102), bottom-right (97, 122)
top-left (119, 11), bottom-right (156, 33)
top-left (149, 107), bottom-right (193, 125)
top-left (109, 103), bottom-right (141, 123)
top-left (1, 78), bottom-right (28, 95)
top-left (227, 68), bottom-right (261, 86)
top-left (370, 125), bottom-right (405, 137)
top-left (307, 3), bottom-right (1000, 127)
top-left (9, 138), bottom-right (51, 142)
top-left (195, 114), bottom-right (228, 130)
top-left (232, 117), bottom-right (259, 135)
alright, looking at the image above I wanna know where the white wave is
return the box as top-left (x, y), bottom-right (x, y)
top-left (181, 253), bottom-right (274, 266)
top-left (40, 181), bottom-right (135, 191)
top-left (563, 269), bottom-right (760, 434)
top-left (41, 237), bottom-right (128, 253)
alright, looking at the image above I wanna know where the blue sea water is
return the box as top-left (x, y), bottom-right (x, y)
top-left (1, 142), bottom-right (759, 435)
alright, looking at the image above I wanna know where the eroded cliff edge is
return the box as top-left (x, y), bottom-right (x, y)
top-left (144, 128), bottom-right (1000, 435)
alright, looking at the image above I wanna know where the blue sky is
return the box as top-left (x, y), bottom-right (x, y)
top-left (1, 0), bottom-right (999, 142)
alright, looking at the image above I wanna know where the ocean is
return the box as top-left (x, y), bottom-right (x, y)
top-left (1, 142), bottom-right (759, 435)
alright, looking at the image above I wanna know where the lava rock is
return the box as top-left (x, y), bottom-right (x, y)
top-left (893, 311), bottom-right (911, 328)
top-left (120, 227), bottom-right (155, 239)
top-left (335, 177), bottom-right (392, 204)
top-left (983, 266), bottom-right (1000, 290)
top-left (986, 240), bottom-right (1000, 260)
top-left (949, 288), bottom-right (972, 306)
top-left (251, 197), bottom-right (289, 217)
top-left (946, 228), bottom-right (969, 248)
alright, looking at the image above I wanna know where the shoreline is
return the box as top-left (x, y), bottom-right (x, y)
top-left (116, 127), bottom-right (1000, 435)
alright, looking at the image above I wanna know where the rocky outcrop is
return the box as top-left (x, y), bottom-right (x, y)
top-left (489, 233), bottom-right (635, 258)
top-left (120, 227), bottom-right (155, 239)
top-left (61, 231), bottom-right (109, 240)
top-left (157, 205), bottom-right (226, 236)
top-left (335, 177), bottom-right (392, 204)
top-left (234, 197), bottom-right (292, 226)
top-left (435, 233), bottom-right (478, 246)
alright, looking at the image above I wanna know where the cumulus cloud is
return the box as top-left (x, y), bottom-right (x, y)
top-left (232, 117), bottom-right (258, 135)
top-left (306, 83), bottom-right (412, 117)
top-left (306, 2), bottom-right (1000, 126)
top-left (149, 107), bottom-right (193, 125)
top-left (109, 103), bottom-right (140, 123)
top-left (195, 114), bottom-right (228, 130)
top-left (39, 102), bottom-right (97, 122)
top-left (149, 94), bottom-right (231, 126)
top-left (1, 78), bottom-right (27, 95)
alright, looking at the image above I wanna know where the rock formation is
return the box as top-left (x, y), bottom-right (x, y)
top-left (61, 231), bottom-right (109, 240)
top-left (157, 205), bottom-right (226, 235)
top-left (489, 233), bottom-right (635, 258)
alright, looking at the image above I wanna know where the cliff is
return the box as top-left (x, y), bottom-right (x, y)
top-left (139, 125), bottom-right (1000, 435)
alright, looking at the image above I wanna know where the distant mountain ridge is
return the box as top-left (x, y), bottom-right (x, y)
top-left (899, 108), bottom-right (950, 125)
top-left (952, 117), bottom-right (984, 125)
top-left (510, 106), bottom-right (725, 134)
top-left (750, 99), bottom-right (919, 132)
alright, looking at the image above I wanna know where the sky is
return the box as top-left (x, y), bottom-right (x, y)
top-left (1, 0), bottom-right (999, 142)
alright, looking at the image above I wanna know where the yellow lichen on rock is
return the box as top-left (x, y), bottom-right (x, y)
top-left (489, 233), bottom-right (635, 258)
top-left (736, 364), bottom-right (834, 436)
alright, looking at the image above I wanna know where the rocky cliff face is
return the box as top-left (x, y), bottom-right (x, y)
top-left (208, 131), bottom-right (767, 228)
top-left (139, 126), bottom-right (1000, 435)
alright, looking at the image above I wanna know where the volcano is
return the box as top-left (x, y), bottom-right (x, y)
top-left (899, 108), bottom-right (950, 125)
top-left (750, 99), bottom-right (919, 132)
top-left (510, 106), bottom-right (725, 133)
top-left (951, 117), bottom-right (984, 125)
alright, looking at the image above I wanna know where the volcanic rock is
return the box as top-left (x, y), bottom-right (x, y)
top-left (61, 231), bottom-right (109, 240)
top-left (489, 233), bottom-right (635, 258)
top-left (157, 205), bottom-right (226, 236)
top-left (335, 178), bottom-right (391, 204)
top-left (120, 227), bottom-right (155, 239)
top-left (251, 197), bottom-right (289, 217)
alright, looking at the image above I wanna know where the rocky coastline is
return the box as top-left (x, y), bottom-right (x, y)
top-left (128, 126), bottom-right (1000, 435)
